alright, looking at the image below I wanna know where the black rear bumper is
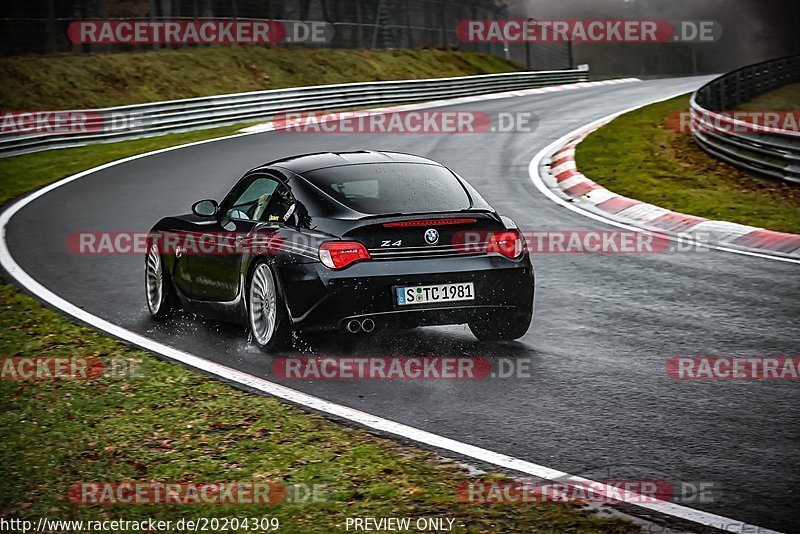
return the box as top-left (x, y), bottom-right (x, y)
top-left (279, 254), bottom-right (534, 332)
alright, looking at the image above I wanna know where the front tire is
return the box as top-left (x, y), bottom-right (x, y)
top-left (469, 308), bottom-right (532, 342)
top-left (145, 242), bottom-right (178, 320)
top-left (247, 261), bottom-right (290, 352)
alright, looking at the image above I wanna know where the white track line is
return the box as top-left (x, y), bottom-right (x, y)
top-left (0, 82), bottom-right (783, 534)
top-left (528, 92), bottom-right (800, 266)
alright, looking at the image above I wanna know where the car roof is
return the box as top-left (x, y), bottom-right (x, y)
top-left (257, 150), bottom-right (443, 175)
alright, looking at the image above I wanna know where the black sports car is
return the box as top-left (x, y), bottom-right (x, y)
top-left (145, 150), bottom-right (534, 350)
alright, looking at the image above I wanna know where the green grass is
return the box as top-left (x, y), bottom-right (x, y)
top-left (0, 47), bottom-right (520, 110)
top-left (735, 82), bottom-right (800, 111)
top-left (576, 94), bottom-right (800, 234)
top-left (0, 129), bottom-right (635, 531)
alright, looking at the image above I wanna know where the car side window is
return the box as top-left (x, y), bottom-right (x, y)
top-left (224, 176), bottom-right (279, 221)
top-left (223, 174), bottom-right (296, 224)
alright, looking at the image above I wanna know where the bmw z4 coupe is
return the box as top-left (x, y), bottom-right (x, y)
top-left (145, 150), bottom-right (534, 350)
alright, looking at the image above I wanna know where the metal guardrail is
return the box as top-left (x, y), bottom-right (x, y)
top-left (0, 67), bottom-right (589, 158)
top-left (690, 55), bottom-right (800, 185)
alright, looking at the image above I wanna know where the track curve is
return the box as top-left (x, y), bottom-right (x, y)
top-left (4, 77), bottom-right (799, 532)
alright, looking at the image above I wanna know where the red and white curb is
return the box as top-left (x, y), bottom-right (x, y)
top-left (536, 113), bottom-right (800, 262)
top-left (240, 78), bottom-right (642, 134)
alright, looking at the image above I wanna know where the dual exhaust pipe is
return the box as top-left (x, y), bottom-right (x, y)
top-left (345, 318), bottom-right (375, 334)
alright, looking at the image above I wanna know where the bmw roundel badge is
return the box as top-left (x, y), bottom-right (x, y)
top-left (424, 228), bottom-right (439, 245)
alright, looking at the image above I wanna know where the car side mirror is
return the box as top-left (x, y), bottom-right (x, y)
top-left (192, 199), bottom-right (218, 217)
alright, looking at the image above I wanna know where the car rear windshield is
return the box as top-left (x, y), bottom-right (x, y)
top-left (302, 163), bottom-right (472, 214)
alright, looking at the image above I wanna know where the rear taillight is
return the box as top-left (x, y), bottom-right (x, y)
top-left (487, 230), bottom-right (524, 259)
top-left (319, 241), bottom-right (371, 269)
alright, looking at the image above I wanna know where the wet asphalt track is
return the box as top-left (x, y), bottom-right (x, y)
top-left (5, 76), bottom-right (799, 532)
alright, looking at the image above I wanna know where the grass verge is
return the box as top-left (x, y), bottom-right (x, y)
top-left (575, 94), bottom-right (800, 234)
top-left (0, 47), bottom-right (520, 110)
top-left (0, 130), bottom-right (636, 532)
top-left (735, 82), bottom-right (800, 111)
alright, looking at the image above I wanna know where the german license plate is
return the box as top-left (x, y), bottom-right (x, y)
top-left (396, 282), bottom-right (475, 306)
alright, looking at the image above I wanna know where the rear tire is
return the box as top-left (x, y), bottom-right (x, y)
top-left (145, 242), bottom-right (179, 320)
top-left (247, 261), bottom-right (290, 352)
top-left (469, 308), bottom-right (532, 342)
